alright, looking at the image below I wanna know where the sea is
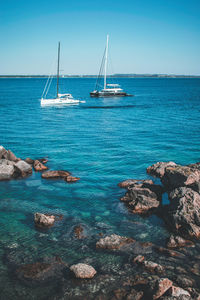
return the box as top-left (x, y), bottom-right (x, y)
top-left (0, 77), bottom-right (199, 299)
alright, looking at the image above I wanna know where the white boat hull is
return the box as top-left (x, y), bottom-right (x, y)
top-left (41, 97), bottom-right (81, 106)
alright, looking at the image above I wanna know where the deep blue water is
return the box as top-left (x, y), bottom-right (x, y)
top-left (0, 77), bottom-right (200, 298)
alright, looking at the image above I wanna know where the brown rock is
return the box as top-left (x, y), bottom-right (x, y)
top-left (166, 234), bottom-right (194, 248)
top-left (25, 157), bottom-right (34, 164)
top-left (147, 161), bottom-right (177, 178)
top-left (70, 263), bottom-right (96, 279)
top-left (96, 234), bottom-right (134, 250)
top-left (42, 170), bottom-right (71, 179)
top-left (33, 160), bottom-right (48, 172)
top-left (150, 278), bottom-right (173, 299)
top-left (156, 246), bottom-right (184, 258)
top-left (118, 179), bottom-right (153, 189)
top-left (168, 286), bottom-right (191, 297)
top-left (65, 176), bottom-right (80, 183)
top-left (133, 255), bottom-right (145, 263)
top-left (34, 213), bottom-right (55, 228)
top-left (165, 187), bottom-right (200, 239)
top-left (133, 256), bottom-right (164, 273)
top-left (73, 225), bottom-right (85, 239)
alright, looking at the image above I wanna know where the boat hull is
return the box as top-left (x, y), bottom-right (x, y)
top-left (90, 91), bottom-right (133, 97)
top-left (41, 98), bottom-right (81, 106)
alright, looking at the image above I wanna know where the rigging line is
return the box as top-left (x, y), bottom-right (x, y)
top-left (44, 74), bottom-right (54, 98)
top-left (108, 48), bottom-right (115, 84)
top-left (95, 47), bottom-right (106, 90)
top-left (41, 55), bottom-right (57, 99)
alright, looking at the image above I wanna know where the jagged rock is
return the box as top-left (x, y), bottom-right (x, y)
top-left (6, 150), bottom-right (19, 162)
top-left (70, 263), bottom-right (96, 279)
top-left (187, 162), bottom-right (200, 171)
top-left (121, 184), bottom-right (161, 215)
top-left (65, 176), bottom-right (80, 183)
top-left (149, 278), bottom-right (173, 299)
top-left (168, 286), bottom-right (191, 297)
top-left (42, 170), bottom-right (71, 179)
top-left (15, 160), bottom-right (32, 177)
top-left (165, 187), bottom-right (200, 239)
top-left (16, 257), bottom-right (66, 283)
top-left (96, 234), bottom-right (134, 250)
top-left (118, 179), bottom-right (153, 189)
top-left (161, 165), bottom-right (200, 191)
top-left (33, 160), bottom-right (48, 172)
top-left (166, 235), bottom-right (194, 248)
top-left (147, 161), bottom-right (177, 178)
top-left (0, 146), bottom-right (7, 159)
top-left (34, 213), bottom-right (55, 228)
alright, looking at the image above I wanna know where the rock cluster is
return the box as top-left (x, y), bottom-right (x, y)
top-left (119, 179), bottom-right (163, 215)
top-left (42, 170), bottom-right (80, 183)
top-left (0, 146), bottom-right (32, 180)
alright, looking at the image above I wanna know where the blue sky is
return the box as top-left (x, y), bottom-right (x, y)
top-left (1, 0), bottom-right (200, 75)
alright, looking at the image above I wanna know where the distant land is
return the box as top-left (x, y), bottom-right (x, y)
top-left (0, 74), bottom-right (200, 78)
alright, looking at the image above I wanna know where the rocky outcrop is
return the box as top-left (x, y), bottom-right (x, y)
top-left (166, 234), bottom-right (194, 248)
top-left (34, 213), bottom-right (56, 228)
top-left (33, 160), bottom-right (48, 172)
top-left (147, 161), bottom-right (177, 178)
top-left (161, 165), bottom-right (200, 192)
top-left (15, 160), bottom-right (32, 177)
top-left (70, 263), bottom-right (96, 279)
top-left (42, 170), bottom-right (71, 179)
top-left (96, 234), bottom-right (134, 250)
top-left (165, 187), bottom-right (200, 239)
top-left (0, 159), bottom-right (16, 180)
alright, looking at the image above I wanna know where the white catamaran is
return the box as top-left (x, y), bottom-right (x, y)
top-left (41, 42), bottom-right (82, 106)
top-left (90, 35), bottom-right (132, 98)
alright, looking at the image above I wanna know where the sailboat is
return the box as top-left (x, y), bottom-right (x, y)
top-left (90, 35), bottom-right (132, 97)
top-left (41, 42), bottom-right (82, 106)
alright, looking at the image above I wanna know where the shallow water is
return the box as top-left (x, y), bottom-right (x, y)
top-left (0, 77), bottom-right (200, 298)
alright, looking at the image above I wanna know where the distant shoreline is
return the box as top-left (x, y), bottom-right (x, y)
top-left (0, 74), bottom-right (200, 79)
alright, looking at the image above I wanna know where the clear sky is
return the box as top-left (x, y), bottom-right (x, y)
top-left (1, 0), bottom-right (200, 75)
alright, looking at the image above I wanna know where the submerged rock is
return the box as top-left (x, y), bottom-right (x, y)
top-left (73, 225), bottom-right (86, 239)
top-left (33, 160), bottom-right (48, 172)
top-left (96, 234), bottom-right (134, 250)
top-left (165, 187), bottom-right (200, 239)
top-left (147, 161), bottom-right (177, 178)
top-left (42, 170), bottom-right (71, 179)
top-left (118, 179), bottom-right (153, 189)
top-left (34, 213), bottom-right (56, 228)
top-left (16, 257), bottom-right (66, 283)
top-left (70, 263), bottom-right (96, 279)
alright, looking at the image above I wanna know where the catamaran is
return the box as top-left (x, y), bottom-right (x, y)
top-left (90, 35), bottom-right (132, 98)
top-left (41, 42), bottom-right (82, 106)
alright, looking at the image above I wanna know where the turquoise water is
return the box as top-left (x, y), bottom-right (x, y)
top-left (0, 77), bottom-right (200, 298)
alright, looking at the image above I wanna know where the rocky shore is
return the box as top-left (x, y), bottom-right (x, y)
top-left (1, 146), bottom-right (200, 299)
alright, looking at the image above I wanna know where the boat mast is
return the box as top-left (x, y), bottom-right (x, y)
top-left (104, 34), bottom-right (109, 90)
top-left (57, 42), bottom-right (60, 98)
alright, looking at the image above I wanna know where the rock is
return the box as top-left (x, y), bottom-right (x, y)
top-left (73, 225), bottom-right (85, 239)
top-left (33, 160), bottom-right (48, 172)
top-left (34, 213), bottom-right (55, 228)
top-left (121, 184), bottom-right (161, 215)
top-left (149, 278), bottom-right (173, 299)
top-left (42, 170), bottom-right (71, 179)
top-left (0, 160), bottom-right (16, 180)
top-left (161, 165), bottom-right (200, 191)
top-left (166, 235), bottom-right (194, 248)
top-left (155, 246), bottom-right (184, 258)
top-left (25, 158), bottom-right (34, 164)
top-left (16, 257), bottom-right (66, 283)
top-left (165, 187), bottom-right (200, 239)
top-left (38, 158), bottom-right (48, 164)
top-left (15, 160), bottom-right (32, 177)
top-left (70, 263), bottom-right (96, 279)
top-left (0, 146), bottom-right (7, 159)
top-left (7, 150), bottom-right (19, 162)
top-left (147, 161), bottom-right (177, 178)
top-left (133, 256), bottom-right (164, 273)
top-left (118, 179), bottom-right (153, 189)
top-left (65, 176), bottom-right (80, 183)
top-left (126, 289), bottom-right (144, 300)
top-left (96, 234), bottom-right (134, 250)
top-left (187, 162), bottom-right (200, 171)
top-left (168, 286), bottom-right (191, 297)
